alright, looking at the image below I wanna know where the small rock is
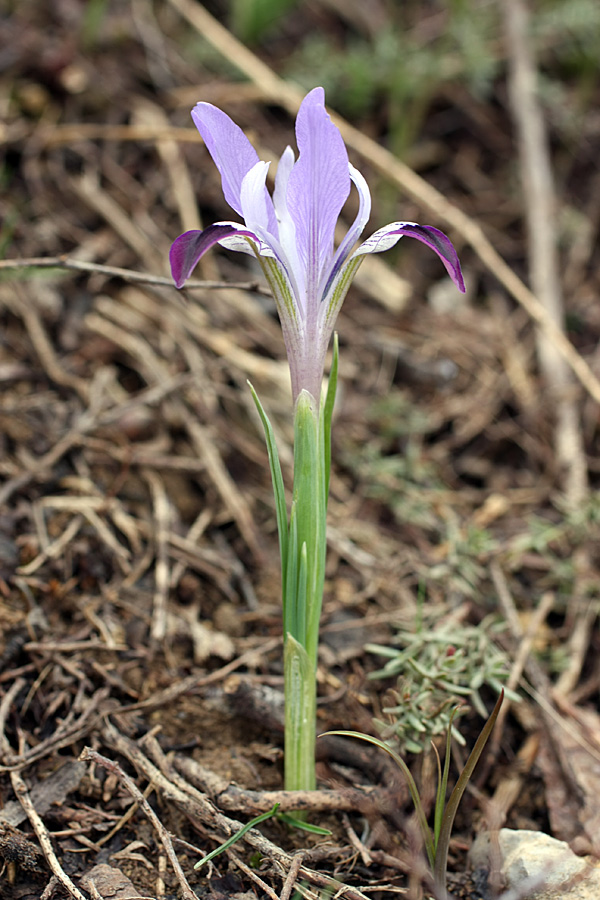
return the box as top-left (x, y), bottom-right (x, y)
top-left (470, 829), bottom-right (600, 900)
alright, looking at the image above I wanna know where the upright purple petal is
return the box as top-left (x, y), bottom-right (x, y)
top-left (192, 103), bottom-right (276, 234)
top-left (286, 88), bottom-right (350, 300)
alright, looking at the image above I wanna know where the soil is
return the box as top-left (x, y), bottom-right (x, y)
top-left (1, 3), bottom-right (600, 900)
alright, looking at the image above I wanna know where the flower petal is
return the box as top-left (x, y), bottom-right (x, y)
top-left (286, 87), bottom-right (350, 300)
top-left (319, 162), bottom-right (371, 300)
top-left (352, 222), bottom-right (466, 292)
top-left (169, 223), bottom-right (257, 288)
top-left (191, 103), bottom-right (274, 229)
top-left (240, 160), bottom-right (278, 237)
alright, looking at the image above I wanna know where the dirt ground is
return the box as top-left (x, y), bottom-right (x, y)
top-left (1, 2), bottom-right (600, 899)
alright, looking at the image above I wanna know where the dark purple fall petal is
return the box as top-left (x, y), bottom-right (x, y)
top-left (394, 224), bottom-right (465, 292)
top-left (169, 225), bottom-right (238, 288)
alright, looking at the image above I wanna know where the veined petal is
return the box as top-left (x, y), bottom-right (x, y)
top-left (240, 161), bottom-right (277, 236)
top-left (352, 222), bottom-right (466, 292)
top-left (319, 162), bottom-right (371, 300)
top-left (273, 146), bottom-right (305, 304)
top-left (287, 87), bottom-right (350, 300)
top-left (169, 223), bottom-right (259, 288)
top-left (192, 103), bottom-right (275, 231)
top-left (274, 145), bottom-right (295, 217)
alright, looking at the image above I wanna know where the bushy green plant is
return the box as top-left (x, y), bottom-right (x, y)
top-left (367, 612), bottom-right (517, 754)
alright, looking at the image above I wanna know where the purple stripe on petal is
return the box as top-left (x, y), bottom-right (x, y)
top-left (354, 222), bottom-right (465, 293)
top-left (170, 224), bottom-right (252, 288)
top-left (397, 225), bottom-right (465, 292)
top-left (320, 163), bottom-right (371, 300)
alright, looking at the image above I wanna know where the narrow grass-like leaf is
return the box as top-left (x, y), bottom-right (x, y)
top-left (432, 691), bottom-right (504, 893)
top-left (433, 707), bottom-right (460, 850)
top-left (277, 812), bottom-right (332, 834)
top-left (285, 502), bottom-right (299, 640)
top-left (194, 803), bottom-right (280, 869)
top-left (321, 730), bottom-right (435, 867)
top-left (296, 541), bottom-right (308, 649)
top-left (248, 383), bottom-right (288, 584)
top-left (432, 741), bottom-right (443, 848)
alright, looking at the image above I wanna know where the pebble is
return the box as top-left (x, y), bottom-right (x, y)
top-left (470, 829), bottom-right (600, 899)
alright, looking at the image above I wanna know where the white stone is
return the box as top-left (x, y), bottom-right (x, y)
top-left (470, 829), bottom-right (600, 900)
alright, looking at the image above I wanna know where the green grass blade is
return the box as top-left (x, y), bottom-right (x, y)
top-left (194, 803), bottom-right (280, 869)
top-left (321, 730), bottom-right (435, 868)
top-left (277, 812), bottom-right (332, 834)
top-left (432, 691), bottom-right (504, 892)
top-left (432, 740), bottom-right (444, 849)
top-left (296, 541), bottom-right (308, 648)
top-left (285, 502), bottom-right (299, 640)
top-left (433, 707), bottom-right (459, 850)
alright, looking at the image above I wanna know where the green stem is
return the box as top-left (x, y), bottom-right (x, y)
top-left (250, 340), bottom-right (339, 794)
top-left (284, 634), bottom-right (316, 792)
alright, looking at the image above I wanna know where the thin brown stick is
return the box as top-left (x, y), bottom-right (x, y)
top-left (80, 748), bottom-right (200, 900)
top-left (111, 637), bottom-right (279, 715)
top-left (100, 724), bottom-right (372, 900)
top-left (503, 0), bottom-right (587, 507)
top-left (279, 852), bottom-right (304, 900)
top-left (6, 284), bottom-right (89, 400)
top-left (172, 755), bottom-right (378, 816)
top-left (144, 470), bottom-right (172, 644)
top-left (229, 849), bottom-right (281, 900)
top-left (0, 687), bottom-right (108, 773)
top-left (0, 255), bottom-right (271, 295)
top-left (0, 678), bottom-right (26, 761)
top-left (10, 769), bottom-right (89, 900)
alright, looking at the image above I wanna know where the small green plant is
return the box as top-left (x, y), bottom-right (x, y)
top-left (341, 391), bottom-right (446, 531)
top-left (323, 692), bottom-right (503, 897)
top-left (366, 612), bottom-right (517, 754)
top-left (428, 522), bottom-right (497, 599)
top-left (194, 804), bottom-right (331, 870)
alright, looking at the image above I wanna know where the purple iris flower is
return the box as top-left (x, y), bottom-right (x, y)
top-left (170, 87), bottom-right (465, 403)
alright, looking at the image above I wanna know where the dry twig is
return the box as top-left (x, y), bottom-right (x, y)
top-left (79, 747), bottom-right (200, 900)
top-left (10, 768), bottom-right (89, 900)
top-left (503, 0), bottom-right (588, 507)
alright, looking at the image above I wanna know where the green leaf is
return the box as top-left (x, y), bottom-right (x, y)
top-left (285, 501), bottom-right (299, 640)
top-left (284, 635), bottom-right (316, 792)
top-left (322, 332), bottom-right (339, 500)
top-left (432, 691), bottom-right (504, 893)
top-left (277, 812), bottom-right (332, 834)
top-left (321, 730), bottom-right (435, 867)
top-left (248, 382), bottom-right (288, 587)
top-left (292, 391), bottom-right (326, 667)
top-left (194, 803), bottom-right (280, 869)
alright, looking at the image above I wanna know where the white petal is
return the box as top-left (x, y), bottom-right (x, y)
top-left (240, 161), bottom-right (274, 234)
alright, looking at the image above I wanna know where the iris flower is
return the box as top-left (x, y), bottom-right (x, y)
top-left (170, 87), bottom-right (465, 403)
